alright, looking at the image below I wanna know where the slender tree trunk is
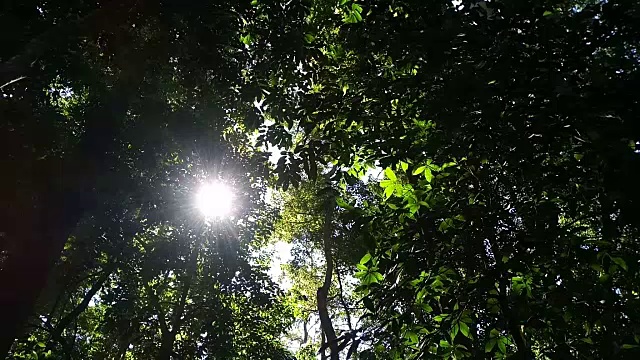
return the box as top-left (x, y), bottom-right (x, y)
top-left (157, 277), bottom-right (192, 360)
top-left (149, 286), bottom-right (171, 359)
top-left (486, 215), bottom-right (534, 360)
top-left (50, 267), bottom-right (113, 341)
top-left (301, 317), bottom-right (309, 345)
top-left (158, 335), bottom-right (176, 360)
top-left (317, 197), bottom-right (339, 360)
top-left (118, 341), bottom-right (129, 360)
top-left (320, 332), bottom-right (327, 360)
top-left (336, 264), bottom-right (353, 332)
top-left (157, 239), bottom-right (199, 360)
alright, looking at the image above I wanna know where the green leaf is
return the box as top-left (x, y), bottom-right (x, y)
top-left (240, 34), bottom-right (253, 45)
top-left (384, 167), bottom-right (397, 181)
top-left (498, 338), bottom-right (507, 354)
top-left (384, 186), bottom-right (394, 199)
top-left (360, 253), bottom-right (372, 265)
top-left (336, 197), bottom-right (353, 210)
top-left (433, 314), bottom-right (447, 322)
top-left (590, 263), bottom-right (603, 272)
top-left (400, 161), bottom-right (408, 172)
top-left (363, 273), bottom-right (379, 285)
top-left (439, 339), bottom-right (450, 348)
top-left (424, 168), bottom-right (433, 182)
top-left (380, 179), bottom-right (394, 188)
top-left (451, 323), bottom-right (459, 339)
top-left (409, 204), bottom-right (420, 214)
top-left (459, 322), bottom-right (470, 338)
top-left (574, 153), bottom-right (584, 161)
top-left (438, 218), bottom-right (454, 232)
top-left (612, 257), bottom-right (628, 271)
top-left (431, 279), bottom-right (443, 288)
top-left (622, 344), bottom-right (640, 349)
top-left (302, 34), bottom-right (314, 45)
top-left (412, 166), bottom-right (426, 175)
top-left (485, 339), bottom-right (496, 353)
top-left (543, 10), bottom-right (553, 16)
top-left (406, 331), bottom-right (419, 344)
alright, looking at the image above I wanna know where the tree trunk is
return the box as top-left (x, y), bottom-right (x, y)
top-left (157, 335), bottom-right (176, 360)
top-left (317, 197), bottom-right (339, 360)
top-left (0, 85), bottom-right (133, 356)
top-left (157, 239), bottom-right (199, 360)
top-left (336, 264), bottom-right (353, 332)
top-left (320, 332), bottom-right (327, 360)
top-left (0, 0), bottom-right (149, 354)
top-left (487, 221), bottom-right (534, 360)
top-left (301, 317), bottom-right (309, 345)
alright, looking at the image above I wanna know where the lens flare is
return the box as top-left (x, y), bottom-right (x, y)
top-left (196, 182), bottom-right (234, 218)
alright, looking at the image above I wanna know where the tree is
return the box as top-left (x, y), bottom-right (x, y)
top-left (0, 0), bottom-right (303, 353)
top-left (10, 111), bottom-right (294, 359)
top-left (259, 0), bottom-right (640, 358)
top-left (271, 176), bottom-right (371, 359)
top-left (4, 0), bottom-right (640, 358)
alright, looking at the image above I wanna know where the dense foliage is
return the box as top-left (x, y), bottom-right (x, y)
top-left (2, 0), bottom-right (640, 359)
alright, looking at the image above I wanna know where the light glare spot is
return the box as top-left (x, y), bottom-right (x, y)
top-left (196, 182), bottom-right (234, 219)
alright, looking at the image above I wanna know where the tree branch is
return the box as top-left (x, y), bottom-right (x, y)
top-left (302, 317), bottom-right (309, 345)
top-left (148, 288), bottom-right (169, 338)
top-left (346, 339), bottom-right (360, 359)
top-left (50, 266), bottom-right (114, 341)
top-left (336, 264), bottom-right (353, 332)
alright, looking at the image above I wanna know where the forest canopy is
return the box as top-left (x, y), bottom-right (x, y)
top-left (1, 0), bottom-right (639, 359)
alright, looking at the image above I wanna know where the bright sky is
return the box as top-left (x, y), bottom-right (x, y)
top-left (265, 241), bottom-right (293, 291)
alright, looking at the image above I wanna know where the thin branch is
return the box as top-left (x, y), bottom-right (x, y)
top-left (302, 317), bottom-right (309, 345)
top-left (346, 339), bottom-right (360, 359)
top-left (148, 288), bottom-right (169, 338)
top-left (336, 264), bottom-right (353, 332)
top-left (50, 266), bottom-right (114, 340)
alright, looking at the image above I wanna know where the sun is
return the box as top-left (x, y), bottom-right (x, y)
top-left (196, 182), bottom-right (234, 219)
